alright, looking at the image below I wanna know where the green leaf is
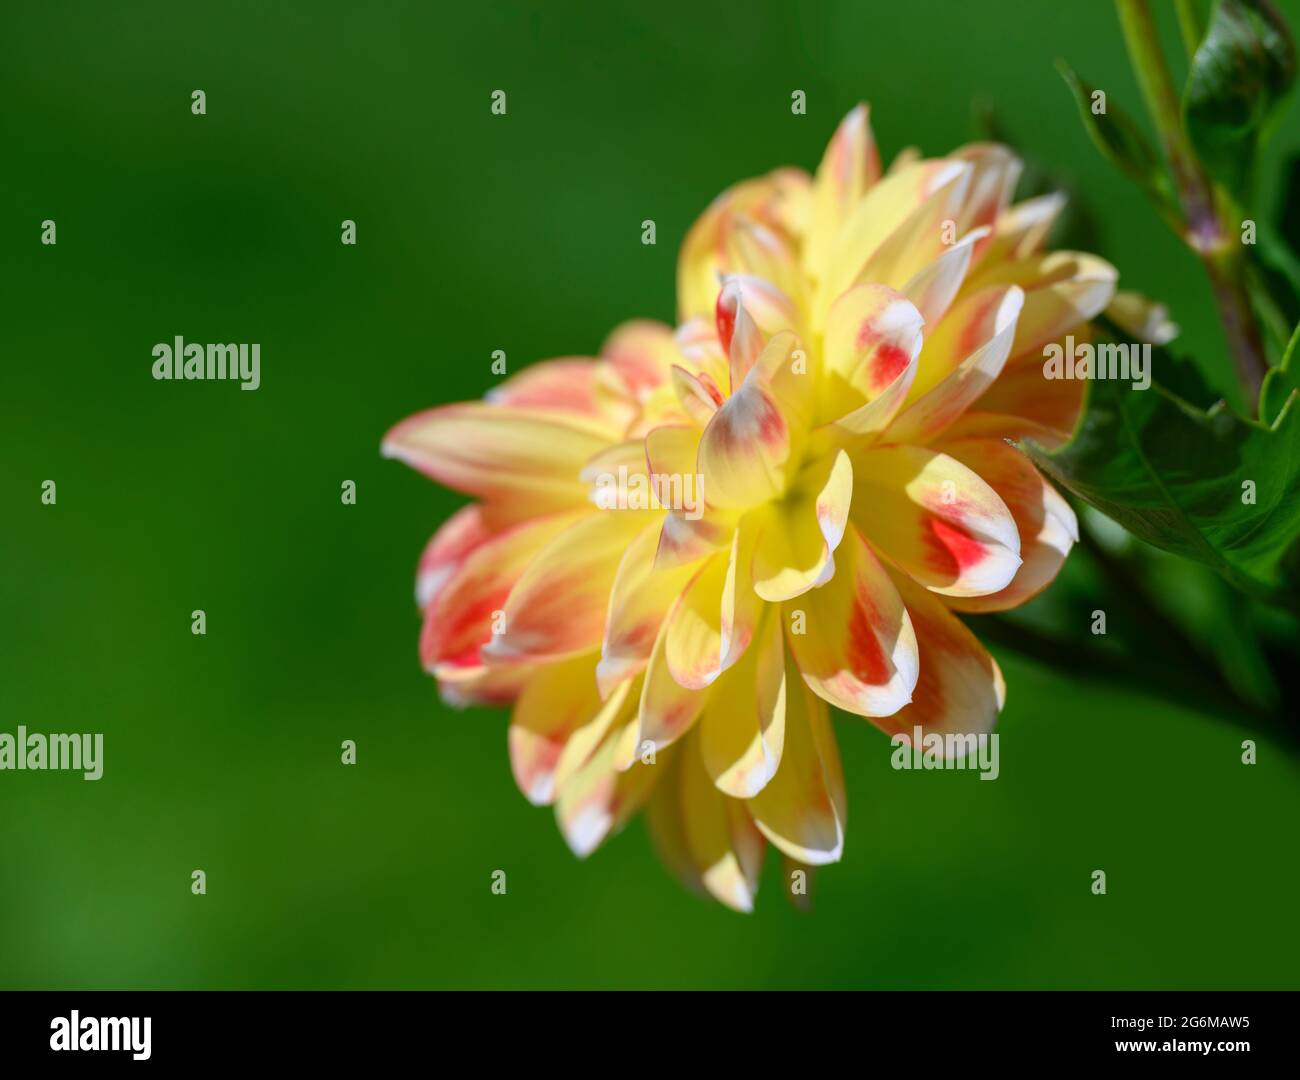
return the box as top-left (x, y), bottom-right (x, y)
top-left (1184, 0), bottom-right (1297, 201)
top-left (1259, 320), bottom-right (1300, 425)
top-left (1056, 60), bottom-right (1180, 222)
top-left (1024, 341), bottom-right (1300, 604)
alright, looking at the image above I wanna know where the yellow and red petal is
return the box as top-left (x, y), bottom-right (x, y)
top-left (486, 357), bottom-right (607, 421)
top-left (849, 445), bottom-right (1021, 598)
top-left (784, 523), bottom-right (919, 717)
top-left (970, 192), bottom-right (1068, 274)
top-left (933, 436), bottom-right (1078, 613)
top-left (950, 143), bottom-right (1023, 249)
top-left (697, 372), bottom-right (791, 511)
top-left (436, 661), bottom-right (536, 710)
top-left (724, 216), bottom-right (804, 304)
top-left (415, 503), bottom-right (496, 611)
top-left (678, 172), bottom-right (806, 322)
top-left (820, 284), bottom-right (924, 425)
top-left (879, 570), bottom-right (1005, 738)
top-left (909, 284), bottom-right (1016, 400)
top-left (670, 364), bottom-right (723, 428)
top-left (484, 509), bottom-right (652, 662)
top-left (885, 285), bottom-right (1023, 445)
top-left (599, 319), bottom-right (679, 399)
top-left (421, 511), bottom-right (584, 676)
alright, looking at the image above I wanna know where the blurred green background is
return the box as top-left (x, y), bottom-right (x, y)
top-left (2, 0), bottom-right (1298, 989)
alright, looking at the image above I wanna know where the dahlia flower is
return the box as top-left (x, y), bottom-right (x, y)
top-left (384, 104), bottom-right (1121, 911)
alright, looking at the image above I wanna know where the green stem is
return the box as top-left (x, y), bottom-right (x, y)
top-left (1114, 0), bottom-right (1268, 409)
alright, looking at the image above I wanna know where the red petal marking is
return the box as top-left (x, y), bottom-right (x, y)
top-left (868, 343), bottom-right (911, 393)
top-left (959, 291), bottom-right (1003, 359)
top-left (422, 584), bottom-right (508, 669)
top-left (922, 517), bottom-right (987, 576)
top-left (903, 607), bottom-right (947, 726)
top-left (854, 317), bottom-right (913, 393)
top-left (716, 290), bottom-right (737, 355)
top-left (696, 370), bottom-right (725, 407)
top-left (716, 390), bottom-right (787, 451)
top-left (845, 584), bottom-right (891, 685)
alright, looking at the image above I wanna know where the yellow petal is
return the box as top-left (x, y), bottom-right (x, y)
top-left (700, 605), bottom-right (787, 798)
top-left (664, 523), bottom-right (763, 689)
top-left (950, 143), bottom-right (1023, 252)
top-left (554, 716), bottom-right (660, 858)
top-left (680, 731), bottom-right (766, 911)
top-left (382, 403), bottom-right (614, 518)
top-left (805, 103), bottom-right (882, 285)
top-left (821, 159), bottom-right (972, 315)
top-left (969, 192), bottom-right (1067, 273)
top-left (752, 449), bottom-right (853, 602)
top-left (598, 520), bottom-right (700, 696)
top-left (746, 654), bottom-right (846, 865)
top-left (856, 161), bottom-right (980, 289)
top-left (1106, 290), bottom-right (1180, 345)
top-left (508, 653), bottom-right (624, 805)
top-left (900, 226), bottom-right (988, 329)
top-left (635, 609), bottom-right (710, 754)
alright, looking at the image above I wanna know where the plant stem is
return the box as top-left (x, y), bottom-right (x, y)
top-left (1114, 0), bottom-right (1268, 409)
